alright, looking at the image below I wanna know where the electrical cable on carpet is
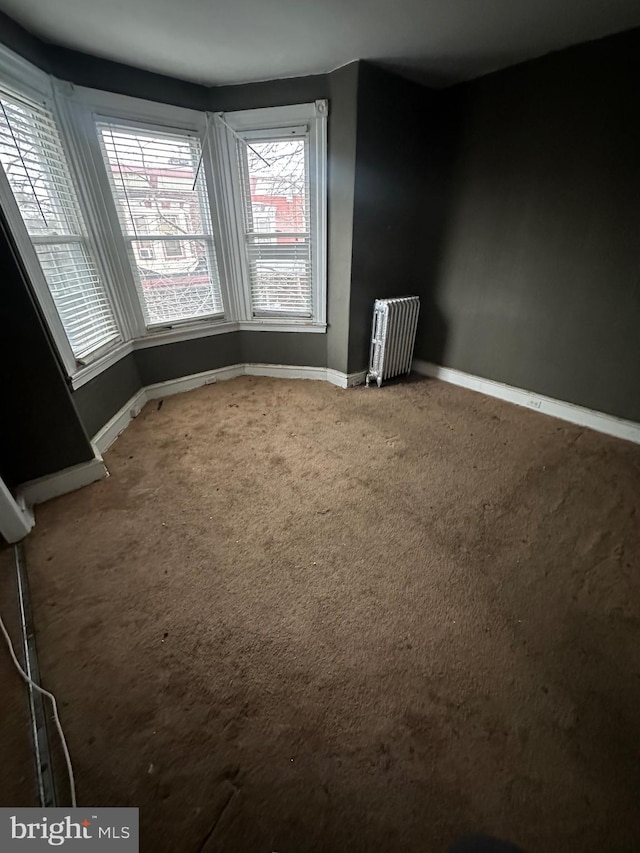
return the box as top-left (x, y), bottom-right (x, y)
top-left (0, 611), bottom-right (76, 807)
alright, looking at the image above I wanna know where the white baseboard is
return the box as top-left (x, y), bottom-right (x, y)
top-left (412, 359), bottom-right (640, 445)
top-left (18, 455), bottom-right (108, 508)
top-left (142, 362), bottom-right (366, 399)
top-left (92, 388), bottom-right (147, 455)
top-left (144, 365), bottom-right (243, 401)
top-left (327, 368), bottom-right (367, 388)
top-left (243, 363), bottom-right (327, 382)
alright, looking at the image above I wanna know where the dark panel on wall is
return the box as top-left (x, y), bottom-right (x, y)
top-left (240, 331), bottom-right (326, 367)
top-left (210, 75), bottom-right (329, 112)
top-left (348, 63), bottom-right (443, 373)
top-left (135, 333), bottom-right (242, 386)
top-left (46, 47), bottom-right (209, 110)
top-left (0, 212), bottom-right (94, 487)
top-left (421, 29), bottom-right (640, 422)
top-left (326, 62), bottom-right (359, 374)
top-left (72, 353), bottom-right (142, 439)
top-left (135, 330), bottom-right (327, 388)
top-left (0, 10), bottom-right (50, 69)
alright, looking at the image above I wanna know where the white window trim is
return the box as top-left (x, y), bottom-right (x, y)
top-left (0, 44), bottom-right (329, 392)
top-left (213, 101), bottom-right (327, 328)
top-left (92, 113), bottom-right (227, 329)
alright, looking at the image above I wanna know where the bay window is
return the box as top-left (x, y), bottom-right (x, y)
top-left (0, 43), bottom-right (328, 389)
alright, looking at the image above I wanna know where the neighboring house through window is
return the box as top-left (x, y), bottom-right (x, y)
top-left (97, 122), bottom-right (223, 327)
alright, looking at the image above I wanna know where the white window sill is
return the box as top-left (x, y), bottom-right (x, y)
top-left (70, 318), bottom-right (326, 389)
top-left (134, 319), bottom-right (239, 349)
top-left (71, 341), bottom-right (134, 390)
top-left (237, 320), bottom-right (326, 333)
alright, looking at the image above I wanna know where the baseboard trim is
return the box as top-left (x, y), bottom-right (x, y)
top-left (144, 365), bottom-right (243, 401)
top-left (93, 388), bottom-right (147, 455)
top-left (327, 368), bottom-right (368, 388)
top-left (18, 455), bottom-right (108, 508)
top-left (412, 359), bottom-right (640, 445)
top-left (243, 363), bottom-right (327, 382)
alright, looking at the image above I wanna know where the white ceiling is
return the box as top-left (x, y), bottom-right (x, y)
top-left (1, 0), bottom-right (639, 87)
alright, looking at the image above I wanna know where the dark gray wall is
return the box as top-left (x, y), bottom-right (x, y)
top-left (135, 334), bottom-right (242, 386)
top-left (348, 63), bottom-right (444, 373)
top-left (240, 332), bottom-right (326, 367)
top-left (209, 75), bottom-right (329, 112)
top-left (48, 46), bottom-right (210, 110)
top-left (134, 330), bottom-right (327, 389)
top-left (419, 28), bottom-right (640, 421)
top-left (0, 10), bottom-right (49, 70)
top-left (0, 210), bottom-right (95, 487)
top-left (73, 354), bottom-right (142, 439)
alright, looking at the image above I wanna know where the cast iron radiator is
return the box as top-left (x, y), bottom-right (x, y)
top-left (366, 296), bottom-right (420, 387)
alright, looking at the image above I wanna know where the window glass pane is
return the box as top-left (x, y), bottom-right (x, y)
top-left (238, 135), bottom-right (312, 317)
top-left (0, 97), bottom-right (81, 238)
top-left (97, 122), bottom-right (223, 324)
top-left (0, 90), bottom-right (119, 359)
top-left (129, 238), bottom-right (219, 325)
top-left (243, 138), bottom-right (307, 234)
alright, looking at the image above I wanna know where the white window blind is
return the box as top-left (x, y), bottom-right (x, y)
top-left (0, 88), bottom-right (119, 360)
top-left (97, 121), bottom-right (223, 327)
top-left (237, 129), bottom-right (312, 317)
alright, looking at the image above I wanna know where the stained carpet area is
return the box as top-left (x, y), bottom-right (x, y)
top-left (20, 376), bottom-right (640, 852)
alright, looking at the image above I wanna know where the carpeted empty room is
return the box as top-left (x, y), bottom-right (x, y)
top-left (2, 1), bottom-right (640, 850)
top-left (8, 375), bottom-right (639, 852)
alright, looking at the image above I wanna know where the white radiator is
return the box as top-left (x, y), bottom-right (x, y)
top-left (366, 296), bottom-right (420, 387)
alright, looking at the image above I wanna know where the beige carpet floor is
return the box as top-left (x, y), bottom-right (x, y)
top-left (14, 375), bottom-right (640, 851)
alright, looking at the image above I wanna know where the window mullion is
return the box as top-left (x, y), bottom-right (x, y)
top-left (209, 114), bottom-right (251, 322)
top-left (57, 90), bottom-right (147, 341)
top-left (311, 100), bottom-right (327, 326)
top-left (49, 83), bottom-right (136, 342)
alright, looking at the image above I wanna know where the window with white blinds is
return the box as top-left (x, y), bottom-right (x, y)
top-left (96, 121), bottom-right (223, 327)
top-left (0, 47), bottom-right (327, 386)
top-left (236, 129), bottom-right (312, 317)
top-left (0, 88), bottom-right (119, 360)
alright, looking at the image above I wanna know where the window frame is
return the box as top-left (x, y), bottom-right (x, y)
top-left (213, 101), bottom-right (327, 330)
top-left (92, 115), bottom-right (226, 330)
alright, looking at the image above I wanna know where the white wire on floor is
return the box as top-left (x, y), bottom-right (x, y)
top-left (0, 611), bottom-right (76, 807)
